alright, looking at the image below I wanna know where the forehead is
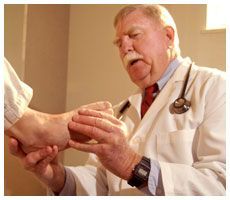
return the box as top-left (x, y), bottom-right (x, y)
top-left (115, 9), bottom-right (156, 35)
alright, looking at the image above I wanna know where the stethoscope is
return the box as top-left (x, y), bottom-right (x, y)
top-left (117, 62), bottom-right (193, 119)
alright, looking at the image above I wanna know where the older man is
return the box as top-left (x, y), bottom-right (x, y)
top-left (9, 5), bottom-right (225, 195)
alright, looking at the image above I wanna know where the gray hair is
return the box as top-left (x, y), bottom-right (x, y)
top-left (114, 4), bottom-right (181, 56)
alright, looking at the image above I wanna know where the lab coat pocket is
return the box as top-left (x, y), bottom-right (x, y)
top-left (157, 129), bottom-right (196, 164)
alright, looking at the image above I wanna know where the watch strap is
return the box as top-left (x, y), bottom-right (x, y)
top-left (128, 156), bottom-right (151, 187)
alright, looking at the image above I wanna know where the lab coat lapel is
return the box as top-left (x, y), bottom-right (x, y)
top-left (128, 90), bottom-right (142, 119)
top-left (144, 60), bottom-right (191, 119)
top-left (130, 59), bottom-right (191, 138)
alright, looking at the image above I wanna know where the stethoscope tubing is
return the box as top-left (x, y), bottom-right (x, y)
top-left (117, 62), bottom-right (193, 118)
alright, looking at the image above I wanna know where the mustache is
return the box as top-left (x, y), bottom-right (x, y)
top-left (123, 52), bottom-right (143, 68)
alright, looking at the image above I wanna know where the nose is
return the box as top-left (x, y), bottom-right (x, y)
top-left (120, 36), bottom-right (134, 56)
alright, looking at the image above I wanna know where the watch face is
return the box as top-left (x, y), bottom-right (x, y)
top-left (137, 168), bottom-right (148, 177)
top-left (128, 156), bottom-right (150, 187)
top-left (136, 163), bottom-right (150, 179)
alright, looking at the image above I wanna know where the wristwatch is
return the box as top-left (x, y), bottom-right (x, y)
top-left (128, 156), bottom-right (151, 187)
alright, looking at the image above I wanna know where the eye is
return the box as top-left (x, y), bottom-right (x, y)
top-left (130, 32), bottom-right (141, 39)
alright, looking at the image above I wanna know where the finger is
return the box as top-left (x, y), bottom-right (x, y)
top-left (76, 109), bottom-right (123, 134)
top-left (76, 109), bottom-right (122, 126)
top-left (72, 114), bottom-right (117, 133)
top-left (23, 146), bottom-right (53, 170)
top-left (69, 140), bottom-right (100, 153)
top-left (104, 108), bottom-right (114, 115)
top-left (68, 121), bottom-right (110, 143)
top-left (81, 101), bottom-right (112, 111)
top-left (36, 146), bottom-right (58, 173)
top-left (8, 137), bottom-right (25, 158)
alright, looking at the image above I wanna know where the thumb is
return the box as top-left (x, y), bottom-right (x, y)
top-left (8, 137), bottom-right (25, 158)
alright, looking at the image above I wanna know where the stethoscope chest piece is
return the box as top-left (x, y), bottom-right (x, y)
top-left (170, 62), bottom-right (193, 114)
top-left (118, 62), bottom-right (194, 117)
top-left (171, 97), bottom-right (191, 114)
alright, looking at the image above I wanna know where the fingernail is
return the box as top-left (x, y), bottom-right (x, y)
top-left (69, 140), bottom-right (75, 146)
top-left (105, 101), bottom-right (112, 108)
top-left (46, 146), bottom-right (52, 153)
top-left (52, 145), bottom-right (58, 151)
top-left (78, 108), bottom-right (87, 113)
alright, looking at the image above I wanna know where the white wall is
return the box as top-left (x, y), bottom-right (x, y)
top-left (165, 4), bottom-right (225, 70)
top-left (4, 4), bottom-right (26, 79)
top-left (66, 5), bottom-right (137, 110)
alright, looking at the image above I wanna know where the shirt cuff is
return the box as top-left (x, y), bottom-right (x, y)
top-left (139, 159), bottom-right (164, 195)
top-left (48, 167), bottom-right (76, 196)
top-left (4, 58), bottom-right (33, 129)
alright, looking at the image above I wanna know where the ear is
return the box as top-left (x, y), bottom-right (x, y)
top-left (164, 26), bottom-right (175, 46)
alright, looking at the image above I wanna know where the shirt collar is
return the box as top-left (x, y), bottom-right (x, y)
top-left (157, 56), bottom-right (184, 91)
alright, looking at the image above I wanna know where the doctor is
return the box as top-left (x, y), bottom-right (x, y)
top-left (9, 4), bottom-right (225, 195)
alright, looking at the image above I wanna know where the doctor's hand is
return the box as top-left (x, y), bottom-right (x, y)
top-left (68, 109), bottom-right (141, 180)
top-left (6, 101), bottom-right (113, 153)
top-left (8, 137), bottom-right (66, 194)
top-left (69, 101), bottom-right (114, 141)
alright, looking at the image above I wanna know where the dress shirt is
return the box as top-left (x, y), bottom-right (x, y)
top-left (4, 58), bottom-right (33, 130)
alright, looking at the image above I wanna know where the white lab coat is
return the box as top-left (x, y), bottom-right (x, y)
top-left (68, 58), bottom-right (226, 195)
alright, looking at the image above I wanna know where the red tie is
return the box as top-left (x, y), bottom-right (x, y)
top-left (141, 83), bottom-right (158, 118)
